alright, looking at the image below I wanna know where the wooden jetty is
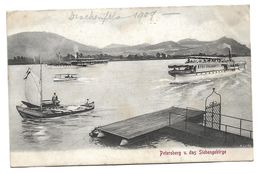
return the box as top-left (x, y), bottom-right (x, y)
top-left (92, 106), bottom-right (253, 146)
top-left (95, 106), bottom-right (205, 145)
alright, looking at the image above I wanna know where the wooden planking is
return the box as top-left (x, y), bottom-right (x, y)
top-left (169, 121), bottom-right (253, 145)
top-left (99, 106), bottom-right (204, 139)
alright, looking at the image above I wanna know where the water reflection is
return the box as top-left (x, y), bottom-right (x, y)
top-left (21, 118), bottom-right (65, 146)
top-left (20, 113), bottom-right (96, 150)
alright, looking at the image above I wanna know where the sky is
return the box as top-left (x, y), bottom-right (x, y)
top-left (7, 5), bottom-right (250, 48)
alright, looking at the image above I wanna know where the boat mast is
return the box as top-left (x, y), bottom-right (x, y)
top-left (58, 52), bottom-right (61, 64)
top-left (40, 56), bottom-right (43, 111)
top-left (228, 47), bottom-right (232, 61)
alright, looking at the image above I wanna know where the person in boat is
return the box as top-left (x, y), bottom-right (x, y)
top-left (86, 99), bottom-right (89, 106)
top-left (52, 92), bottom-right (60, 107)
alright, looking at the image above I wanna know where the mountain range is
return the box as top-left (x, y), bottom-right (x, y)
top-left (7, 32), bottom-right (101, 61)
top-left (7, 32), bottom-right (251, 61)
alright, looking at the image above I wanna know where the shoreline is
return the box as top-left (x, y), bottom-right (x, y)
top-left (7, 56), bottom-right (250, 66)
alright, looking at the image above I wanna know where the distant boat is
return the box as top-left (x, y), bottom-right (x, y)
top-left (46, 64), bottom-right (80, 69)
top-left (53, 73), bottom-right (78, 82)
top-left (70, 57), bottom-right (109, 67)
top-left (48, 52), bottom-right (109, 67)
top-left (16, 62), bottom-right (94, 119)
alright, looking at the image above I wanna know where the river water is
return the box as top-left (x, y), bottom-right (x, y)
top-left (8, 57), bottom-right (252, 151)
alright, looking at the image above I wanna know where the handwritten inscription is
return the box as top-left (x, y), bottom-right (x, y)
top-left (68, 10), bottom-right (159, 24)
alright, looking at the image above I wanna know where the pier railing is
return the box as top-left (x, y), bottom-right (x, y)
top-left (168, 107), bottom-right (253, 139)
top-left (203, 112), bottom-right (253, 139)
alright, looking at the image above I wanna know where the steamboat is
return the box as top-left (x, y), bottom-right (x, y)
top-left (48, 52), bottom-right (109, 68)
top-left (168, 48), bottom-right (246, 83)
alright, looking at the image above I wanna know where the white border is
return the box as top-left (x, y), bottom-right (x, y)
top-left (1, 0), bottom-right (260, 174)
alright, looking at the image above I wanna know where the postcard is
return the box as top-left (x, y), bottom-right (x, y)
top-left (7, 5), bottom-right (253, 167)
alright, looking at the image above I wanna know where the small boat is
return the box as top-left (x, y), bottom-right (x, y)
top-left (16, 63), bottom-right (95, 119)
top-left (53, 73), bottom-right (78, 82)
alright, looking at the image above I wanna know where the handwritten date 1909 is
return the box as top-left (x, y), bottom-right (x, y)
top-left (68, 10), bottom-right (157, 24)
top-left (133, 11), bottom-right (157, 22)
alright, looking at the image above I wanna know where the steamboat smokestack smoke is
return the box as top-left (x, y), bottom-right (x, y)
top-left (228, 48), bottom-right (231, 59)
top-left (73, 45), bottom-right (79, 59)
top-left (222, 43), bottom-right (232, 59)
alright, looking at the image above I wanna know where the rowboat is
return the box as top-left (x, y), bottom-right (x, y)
top-left (53, 73), bottom-right (78, 82)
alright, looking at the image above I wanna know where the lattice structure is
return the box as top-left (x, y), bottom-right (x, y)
top-left (204, 88), bottom-right (221, 130)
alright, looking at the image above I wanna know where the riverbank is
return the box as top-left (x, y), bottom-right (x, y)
top-left (8, 55), bottom-right (250, 65)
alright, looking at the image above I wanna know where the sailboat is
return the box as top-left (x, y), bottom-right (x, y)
top-left (16, 62), bottom-right (95, 119)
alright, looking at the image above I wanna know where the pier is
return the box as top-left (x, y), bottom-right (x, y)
top-left (97, 106), bottom-right (204, 145)
top-left (91, 89), bottom-right (253, 147)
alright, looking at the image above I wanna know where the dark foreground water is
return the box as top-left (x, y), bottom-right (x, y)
top-left (9, 57), bottom-right (252, 151)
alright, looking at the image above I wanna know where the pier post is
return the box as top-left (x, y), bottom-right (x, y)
top-left (185, 108), bottom-right (188, 121)
top-left (169, 113), bottom-right (171, 126)
top-left (211, 106), bottom-right (214, 128)
top-left (225, 125), bottom-right (227, 143)
top-left (185, 108), bottom-right (188, 129)
top-left (240, 120), bottom-right (242, 136)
